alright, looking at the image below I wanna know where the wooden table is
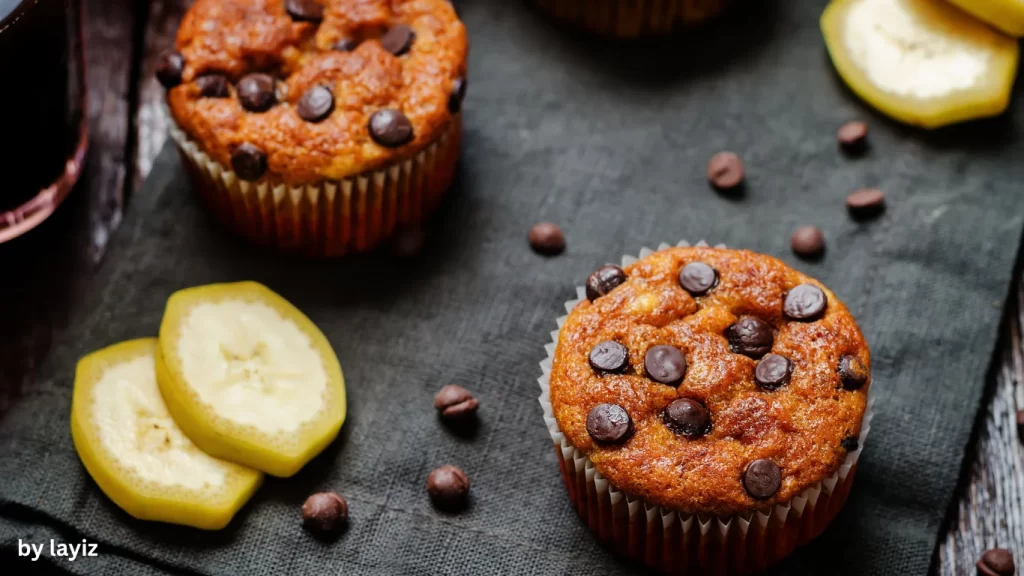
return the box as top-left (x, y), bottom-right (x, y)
top-left (1, 1), bottom-right (1022, 573)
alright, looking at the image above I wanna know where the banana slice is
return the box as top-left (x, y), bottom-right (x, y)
top-left (945, 0), bottom-right (1024, 37)
top-left (71, 339), bottom-right (262, 530)
top-left (157, 282), bottom-right (346, 478)
top-left (821, 0), bottom-right (1020, 128)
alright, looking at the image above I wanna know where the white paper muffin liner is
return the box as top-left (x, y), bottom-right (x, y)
top-left (533, 0), bottom-right (729, 37)
top-left (537, 239), bottom-right (874, 575)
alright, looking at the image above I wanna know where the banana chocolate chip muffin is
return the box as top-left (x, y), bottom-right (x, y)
top-left (533, 0), bottom-right (731, 37)
top-left (542, 244), bottom-right (871, 574)
top-left (159, 0), bottom-right (467, 256)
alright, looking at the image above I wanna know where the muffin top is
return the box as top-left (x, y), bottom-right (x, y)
top-left (162, 0), bottom-right (467, 184)
top-left (549, 246), bottom-right (870, 516)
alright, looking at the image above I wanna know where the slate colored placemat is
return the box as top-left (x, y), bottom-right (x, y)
top-left (3, 0), bottom-right (1024, 574)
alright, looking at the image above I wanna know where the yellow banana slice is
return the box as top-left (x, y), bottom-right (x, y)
top-left (822, 0), bottom-right (1019, 128)
top-left (945, 0), bottom-right (1024, 37)
top-left (71, 339), bottom-right (262, 530)
top-left (157, 282), bottom-right (346, 478)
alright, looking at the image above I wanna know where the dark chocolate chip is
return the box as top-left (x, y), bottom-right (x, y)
top-left (977, 549), bottom-right (1015, 576)
top-left (754, 354), bottom-right (792, 390)
top-left (662, 398), bottom-right (710, 438)
top-left (846, 188), bottom-right (886, 220)
top-left (586, 403), bottom-right (633, 444)
top-left (678, 262), bottom-right (718, 296)
top-left (840, 436), bottom-right (859, 452)
top-left (236, 73), bottom-right (277, 112)
top-left (837, 121), bottom-right (869, 156)
top-left (195, 74), bottom-right (230, 98)
top-left (707, 151), bottom-right (744, 192)
top-left (743, 459), bottom-right (782, 500)
top-left (156, 51), bottom-right (185, 88)
top-left (381, 25), bottom-right (415, 56)
top-left (332, 38), bottom-right (359, 51)
top-left (448, 77), bottom-right (467, 114)
top-left (528, 222), bottom-right (565, 256)
top-left (369, 109), bottom-right (414, 147)
top-left (286, 0), bottom-right (324, 22)
top-left (837, 355), bottom-right (869, 390)
top-left (585, 265), bottom-right (627, 301)
top-left (726, 317), bottom-right (774, 359)
top-left (791, 226), bottom-right (825, 260)
top-left (783, 284), bottom-right (827, 321)
top-left (433, 385), bottom-right (478, 421)
top-left (297, 86), bottom-right (334, 123)
top-left (426, 465), bottom-right (470, 511)
top-left (589, 341), bottom-right (629, 374)
top-left (644, 345), bottom-right (687, 386)
top-left (231, 143), bottom-right (268, 181)
top-left (302, 492), bottom-right (348, 534)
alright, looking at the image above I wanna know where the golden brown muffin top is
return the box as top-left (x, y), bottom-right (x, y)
top-left (550, 247), bottom-right (870, 516)
top-left (163, 0), bottom-right (467, 185)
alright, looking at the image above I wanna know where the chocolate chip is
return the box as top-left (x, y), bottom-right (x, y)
top-left (448, 77), bottom-right (467, 114)
top-left (585, 265), bottom-right (627, 301)
top-left (195, 74), bottom-right (230, 98)
top-left (837, 355), bottom-right (868, 390)
top-left (678, 262), bottom-right (718, 296)
top-left (297, 86), bottom-right (334, 123)
top-left (156, 51), bottom-right (185, 88)
top-left (846, 188), bottom-right (886, 220)
top-left (978, 549), bottom-right (1015, 576)
top-left (743, 459), bottom-right (782, 500)
top-left (586, 403), bottom-right (633, 444)
top-left (528, 222), bottom-right (565, 256)
top-left (783, 284), bottom-right (827, 321)
top-left (426, 465), bottom-right (470, 511)
top-left (434, 385), bottom-right (479, 421)
top-left (662, 398), bottom-right (710, 438)
top-left (231, 143), bottom-right (268, 181)
top-left (707, 151), bottom-right (744, 192)
top-left (644, 345), bottom-right (687, 386)
top-left (589, 341), bottom-right (629, 374)
top-left (332, 38), bottom-right (359, 51)
top-left (237, 73), bottom-right (277, 112)
top-left (754, 354), bottom-right (792, 390)
top-left (286, 0), bottom-right (324, 22)
top-left (302, 492), bottom-right (348, 534)
top-left (840, 436), bottom-right (859, 451)
top-left (837, 121), bottom-right (869, 156)
top-left (381, 25), bottom-right (415, 56)
top-left (369, 109), bottom-right (414, 148)
top-left (791, 226), bottom-right (825, 260)
top-left (726, 317), bottom-right (774, 359)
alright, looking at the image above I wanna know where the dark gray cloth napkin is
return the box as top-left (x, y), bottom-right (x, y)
top-left (3, 0), bottom-right (1024, 573)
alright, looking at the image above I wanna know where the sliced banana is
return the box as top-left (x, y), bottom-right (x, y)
top-left (71, 339), bottom-right (262, 530)
top-left (946, 0), bottom-right (1024, 37)
top-left (821, 0), bottom-right (1019, 128)
top-left (157, 282), bottom-right (346, 478)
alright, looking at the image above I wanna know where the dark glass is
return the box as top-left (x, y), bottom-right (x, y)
top-left (0, 0), bottom-right (87, 242)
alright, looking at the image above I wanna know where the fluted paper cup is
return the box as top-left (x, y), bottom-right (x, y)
top-left (532, 0), bottom-right (730, 37)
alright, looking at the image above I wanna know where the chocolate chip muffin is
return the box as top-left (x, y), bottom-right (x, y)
top-left (539, 242), bottom-right (872, 574)
top-left (533, 0), bottom-right (731, 37)
top-left (160, 0), bottom-right (467, 256)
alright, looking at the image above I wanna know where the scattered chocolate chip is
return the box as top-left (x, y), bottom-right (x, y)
top-left (662, 398), bottom-right (710, 438)
top-left (837, 121), bottom-right (869, 156)
top-left (391, 226), bottom-right (425, 258)
top-left (448, 77), bottom-right (467, 114)
top-left (743, 459), bottom-right (782, 500)
top-left (302, 492), bottom-right (348, 534)
top-left (783, 284), bottom-right (827, 321)
top-left (585, 265), bottom-right (627, 301)
top-left (195, 74), bottom-right (230, 98)
top-left (977, 549), bottom-right (1015, 576)
top-left (586, 403), bottom-right (633, 444)
top-left (840, 436), bottom-right (859, 451)
top-left (846, 188), bottom-right (886, 220)
top-left (754, 354), bottom-right (792, 390)
top-left (791, 226), bottom-right (825, 260)
top-left (528, 222), bottom-right (565, 256)
top-left (237, 73), bottom-right (277, 112)
top-left (434, 385), bottom-right (479, 421)
top-left (231, 143), bottom-right (268, 181)
top-left (707, 151), bottom-right (744, 192)
top-left (427, 465), bottom-right (470, 511)
top-left (297, 86), bottom-right (334, 123)
top-left (837, 355), bottom-right (869, 390)
top-left (589, 341), bottom-right (629, 374)
top-left (286, 0), bottom-right (324, 22)
top-left (679, 262), bottom-right (718, 296)
top-left (156, 51), bottom-right (185, 88)
top-left (726, 317), bottom-right (774, 359)
top-left (332, 38), bottom-right (359, 51)
top-left (644, 345), bottom-right (687, 386)
top-left (381, 25), bottom-right (415, 56)
top-left (369, 109), bottom-right (414, 148)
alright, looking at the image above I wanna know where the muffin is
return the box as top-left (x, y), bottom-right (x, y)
top-left (532, 0), bottom-right (730, 37)
top-left (539, 242), bottom-right (872, 574)
top-left (158, 0), bottom-right (468, 256)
